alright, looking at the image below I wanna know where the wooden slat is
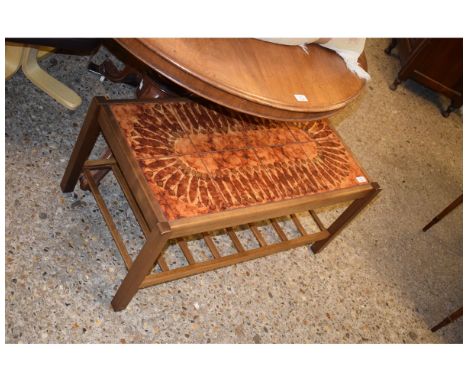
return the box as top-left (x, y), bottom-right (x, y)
top-left (271, 219), bottom-right (288, 241)
top-left (83, 169), bottom-right (133, 270)
top-left (309, 210), bottom-right (326, 231)
top-left (249, 223), bottom-right (267, 247)
top-left (81, 156), bottom-right (116, 192)
top-left (178, 238), bottom-right (196, 265)
top-left (291, 214), bottom-right (307, 236)
top-left (157, 256), bottom-right (170, 272)
top-left (203, 233), bottom-right (221, 259)
top-left (141, 230), bottom-right (330, 288)
top-left (83, 158), bottom-right (116, 169)
top-left (226, 228), bottom-right (245, 253)
top-left (80, 148), bottom-right (114, 189)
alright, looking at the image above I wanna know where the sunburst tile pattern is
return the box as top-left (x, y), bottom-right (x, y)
top-left (110, 101), bottom-right (368, 220)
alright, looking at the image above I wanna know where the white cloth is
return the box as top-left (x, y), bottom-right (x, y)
top-left (258, 38), bottom-right (370, 81)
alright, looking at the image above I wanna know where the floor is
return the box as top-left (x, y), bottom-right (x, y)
top-left (5, 38), bottom-right (463, 343)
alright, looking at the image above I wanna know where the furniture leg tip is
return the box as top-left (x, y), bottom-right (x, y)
top-left (60, 183), bottom-right (74, 193)
top-left (441, 110), bottom-right (451, 118)
top-left (111, 301), bottom-right (125, 312)
top-left (310, 245), bottom-right (320, 254)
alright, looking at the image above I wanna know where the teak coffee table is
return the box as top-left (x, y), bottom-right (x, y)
top-left (61, 97), bottom-right (380, 311)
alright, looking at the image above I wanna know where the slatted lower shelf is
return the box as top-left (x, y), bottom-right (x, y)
top-left (83, 159), bottom-right (331, 289)
top-left (141, 229), bottom-right (329, 288)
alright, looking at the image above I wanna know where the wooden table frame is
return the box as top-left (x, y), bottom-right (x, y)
top-left (61, 97), bottom-right (380, 311)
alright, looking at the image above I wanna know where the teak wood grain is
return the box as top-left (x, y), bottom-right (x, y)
top-left (115, 38), bottom-right (367, 120)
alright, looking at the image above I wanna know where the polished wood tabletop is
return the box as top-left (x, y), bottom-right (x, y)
top-left (116, 38), bottom-right (367, 120)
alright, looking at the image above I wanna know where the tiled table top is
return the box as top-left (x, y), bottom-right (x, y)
top-left (110, 101), bottom-right (368, 221)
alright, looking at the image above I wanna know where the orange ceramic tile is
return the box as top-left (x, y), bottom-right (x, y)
top-left (300, 141), bottom-right (318, 159)
top-left (245, 127), bottom-right (296, 147)
top-left (255, 144), bottom-right (309, 166)
top-left (110, 101), bottom-right (369, 221)
top-left (178, 154), bottom-right (210, 174)
top-left (174, 101), bottom-right (246, 135)
top-left (281, 143), bottom-right (311, 161)
top-left (173, 137), bottom-right (198, 155)
top-left (288, 124), bottom-right (314, 142)
top-left (111, 103), bottom-right (196, 158)
top-left (189, 131), bottom-right (247, 152)
top-left (254, 146), bottom-right (282, 166)
top-left (137, 155), bottom-right (227, 220)
top-left (201, 149), bottom-right (260, 173)
top-left (189, 133), bottom-right (214, 152)
top-left (209, 167), bottom-right (274, 208)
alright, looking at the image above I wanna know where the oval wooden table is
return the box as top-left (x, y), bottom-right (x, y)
top-left (115, 38), bottom-right (367, 121)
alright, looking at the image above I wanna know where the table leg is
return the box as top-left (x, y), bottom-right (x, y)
top-left (88, 59), bottom-right (142, 86)
top-left (431, 307), bottom-right (463, 332)
top-left (111, 222), bottom-right (171, 311)
top-left (61, 98), bottom-right (101, 192)
top-left (384, 38), bottom-right (398, 55)
top-left (312, 182), bottom-right (381, 253)
top-left (422, 194), bottom-right (462, 232)
top-left (88, 58), bottom-right (181, 99)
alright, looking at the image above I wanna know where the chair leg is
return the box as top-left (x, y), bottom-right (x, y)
top-left (389, 77), bottom-right (402, 91)
top-left (60, 97), bottom-right (102, 192)
top-left (431, 307), bottom-right (463, 332)
top-left (384, 38), bottom-right (398, 55)
top-left (21, 47), bottom-right (82, 110)
top-left (441, 100), bottom-right (461, 118)
top-left (111, 222), bottom-right (171, 311)
top-left (422, 194), bottom-right (462, 232)
top-left (312, 183), bottom-right (381, 254)
top-left (5, 44), bottom-right (24, 80)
